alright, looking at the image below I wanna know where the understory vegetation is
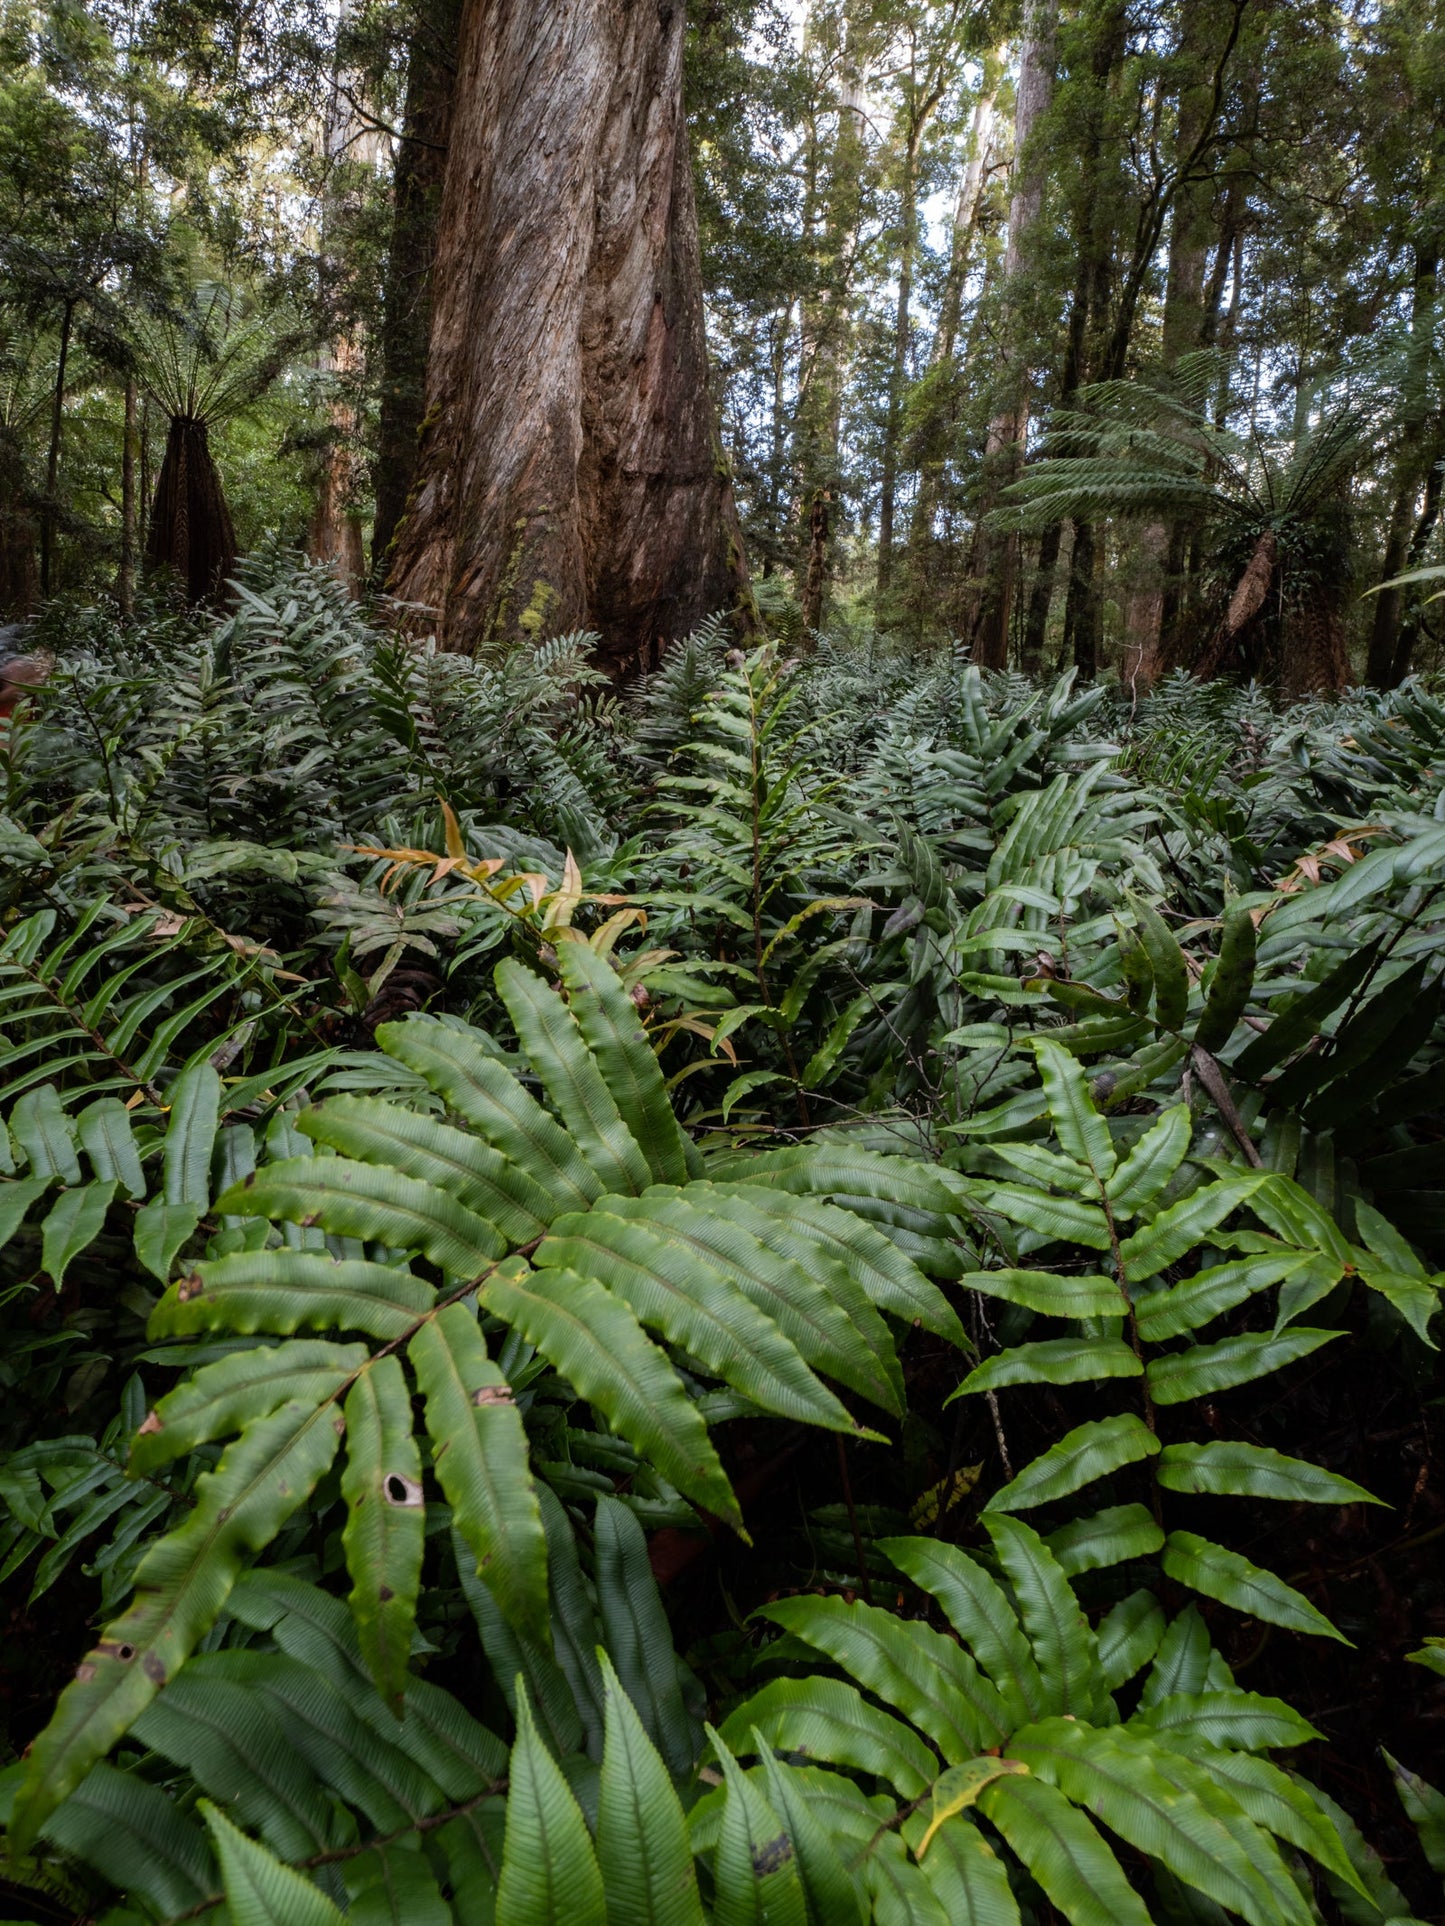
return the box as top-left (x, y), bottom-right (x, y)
top-left (0, 552), bottom-right (1442, 1922)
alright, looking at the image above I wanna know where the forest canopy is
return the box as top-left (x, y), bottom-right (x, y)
top-left (1, 0), bottom-right (1445, 1922)
top-left (0, 0), bottom-right (1441, 685)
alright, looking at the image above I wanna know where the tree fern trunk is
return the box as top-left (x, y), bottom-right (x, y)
top-left (144, 417), bottom-right (237, 605)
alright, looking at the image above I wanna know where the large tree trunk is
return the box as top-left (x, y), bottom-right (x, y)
top-left (801, 486), bottom-right (829, 632)
top-left (1195, 526), bottom-right (1274, 681)
top-left (144, 416), bottom-right (237, 604)
top-left (387, 0), bottom-right (752, 674)
top-left (371, 0), bottom-right (460, 585)
top-left (971, 0), bottom-right (1058, 669)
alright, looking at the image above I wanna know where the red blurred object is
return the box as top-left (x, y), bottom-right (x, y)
top-left (0, 651), bottom-right (46, 717)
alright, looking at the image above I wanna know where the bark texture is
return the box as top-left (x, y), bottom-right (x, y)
top-left (1281, 588), bottom-right (1350, 702)
top-left (144, 417), bottom-right (237, 604)
top-left (387, 0), bottom-right (751, 674)
top-left (801, 487), bottom-right (829, 633)
top-left (307, 340), bottom-right (368, 598)
top-left (371, 0), bottom-right (460, 585)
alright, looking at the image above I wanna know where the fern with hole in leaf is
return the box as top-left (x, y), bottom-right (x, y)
top-left (6, 940), bottom-right (961, 1850)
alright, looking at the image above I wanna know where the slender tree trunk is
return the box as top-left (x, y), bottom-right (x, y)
top-left (371, 0), bottom-right (460, 584)
top-left (1050, 2), bottom-right (1127, 684)
top-left (876, 125), bottom-right (924, 601)
top-left (1367, 484), bottom-right (1416, 686)
top-left (118, 378), bottom-right (138, 619)
top-left (764, 301), bottom-right (793, 573)
top-left (802, 487), bottom-right (830, 632)
top-left (972, 0), bottom-right (1058, 669)
top-left (1020, 521), bottom-right (1062, 673)
top-left (904, 81), bottom-right (996, 605)
top-left (388, 0), bottom-right (753, 673)
top-left (1018, 77), bottom-right (1108, 680)
top-left (139, 394), bottom-right (152, 559)
top-left (1125, 4), bottom-right (1221, 692)
top-left (307, 339), bottom-right (368, 596)
top-left (933, 85), bottom-right (997, 370)
top-left (1391, 421), bottom-right (1445, 684)
top-left (1199, 171), bottom-right (1244, 348)
top-left (307, 44), bottom-right (375, 598)
top-left (40, 299), bottom-right (74, 599)
top-left (1367, 244), bottom-right (1440, 685)
top-left (793, 11), bottom-right (868, 614)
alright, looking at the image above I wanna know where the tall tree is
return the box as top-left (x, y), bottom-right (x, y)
top-left (386, 0), bottom-right (753, 672)
top-left (901, 70), bottom-right (999, 624)
top-left (791, 0), bottom-right (873, 625)
top-left (971, 0), bottom-right (1057, 668)
top-left (371, 0), bottom-right (460, 586)
top-left (874, 0), bottom-right (970, 604)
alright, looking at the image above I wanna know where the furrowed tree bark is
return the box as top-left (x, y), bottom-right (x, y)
top-left (387, 0), bottom-right (753, 674)
top-left (972, 0), bottom-right (1058, 669)
top-left (307, 336), bottom-right (368, 597)
top-left (371, 0), bottom-right (459, 586)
